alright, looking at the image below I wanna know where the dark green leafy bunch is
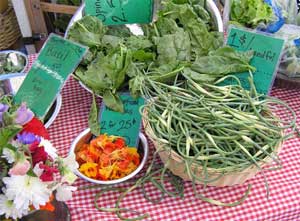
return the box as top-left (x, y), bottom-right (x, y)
top-left (230, 0), bottom-right (275, 28)
top-left (67, 0), bottom-right (255, 112)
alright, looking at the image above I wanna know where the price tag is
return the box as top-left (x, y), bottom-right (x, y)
top-left (99, 94), bottom-right (144, 147)
top-left (85, 0), bottom-right (153, 25)
top-left (14, 34), bottom-right (87, 118)
top-left (225, 27), bottom-right (284, 94)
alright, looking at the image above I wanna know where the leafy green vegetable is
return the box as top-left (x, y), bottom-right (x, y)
top-left (67, 15), bottom-right (106, 48)
top-left (103, 90), bottom-right (124, 113)
top-left (76, 45), bottom-right (131, 111)
top-left (190, 47), bottom-right (255, 82)
top-left (154, 29), bottom-right (191, 64)
top-left (230, 0), bottom-right (275, 28)
top-left (67, 0), bottom-right (254, 112)
top-left (0, 52), bottom-right (26, 75)
top-left (88, 94), bottom-right (101, 136)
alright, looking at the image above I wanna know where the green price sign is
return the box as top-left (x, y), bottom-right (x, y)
top-left (14, 34), bottom-right (87, 119)
top-left (99, 94), bottom-right (144, 147)
top-left (85, 0), bottom-right (153, 25)
top-left (225, 27), bottom-right (284, 94)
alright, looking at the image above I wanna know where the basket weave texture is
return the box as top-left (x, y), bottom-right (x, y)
top-left (0, 6), bottom-right (21, 50)
top-left (143, 111), bottom-right (283, 187)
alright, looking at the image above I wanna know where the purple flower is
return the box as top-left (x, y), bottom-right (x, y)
top-left (15, 103), bottom-right (34, 125)
top-left (17, 132), bottom-right (41, 144)
top-left (0, 103), bottom-right (9, 123)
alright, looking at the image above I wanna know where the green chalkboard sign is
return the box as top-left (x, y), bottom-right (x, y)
top-left (14, 34), bottom-right (87, 118)
top-left (85, 0), bottom-right (153, 25)
top-left (225, 27), bottom-right (285, 94)
top-left (99, 94), bottom-right (144, 147)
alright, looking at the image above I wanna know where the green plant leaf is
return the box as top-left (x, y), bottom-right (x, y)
top-left (103, 90), bottom-right (124, 113)
top-left (88, 94), bottom-right (101, 136)
top-left (0, 125), bottom-right (22, 152)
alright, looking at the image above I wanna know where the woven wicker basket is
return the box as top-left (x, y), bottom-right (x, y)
top-left (143, 111), bottom-right (283, 187)
top-left (0, 6), bottom-right (21, 50)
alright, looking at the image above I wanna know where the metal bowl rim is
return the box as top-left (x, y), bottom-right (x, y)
top-left (0, 73), bottom-right (62, 128)
top-left (65, 1), bottom-right (223, 37)
top-left (70, 128), bottom-right (149, 185)
top-left (0, 50), bottom-right (29, 74)
top-left (44, 93), bottom-right (62, 128)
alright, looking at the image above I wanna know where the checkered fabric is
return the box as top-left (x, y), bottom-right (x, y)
top-left (28, 55), bottom-right (300, 221)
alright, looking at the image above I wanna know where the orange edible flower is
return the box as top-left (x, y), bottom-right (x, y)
top-left (79, 162), bottom-right (98, 178)
top-left (75, 134), bottom-right (141, 181)
top-left (114, 137), bottom-right (126, 149)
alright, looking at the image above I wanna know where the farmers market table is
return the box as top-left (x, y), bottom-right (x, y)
top-left (27, 54), bottom-right (300, 221)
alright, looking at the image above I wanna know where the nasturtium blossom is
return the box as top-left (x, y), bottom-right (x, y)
top-left (79, 162), bottom-right (98, 178)
top-left (76, 134), bottom-right (140, 181)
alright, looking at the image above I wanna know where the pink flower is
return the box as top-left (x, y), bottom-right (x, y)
top-left (14, 103), bottom-right (34, 126)
top-left (8, 160), bottom-right (31, 176)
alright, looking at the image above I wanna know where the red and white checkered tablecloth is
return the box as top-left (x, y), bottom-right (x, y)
top-left (27, 54), bottom-right (300, 221)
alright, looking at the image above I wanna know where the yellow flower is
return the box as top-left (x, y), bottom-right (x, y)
top-left (79, 162), bottom-right (98, 178)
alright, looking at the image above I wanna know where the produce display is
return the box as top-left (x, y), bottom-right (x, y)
top-left (276, 24), bottom-right (300, 78)
top-left (230, 0), bottom-right (275, 28)
top-left (64, 1), bottom-right (299, 217)
top-left (225, 0), bottom-right (300, 83)
top-left (67, 0), bottom-right (254, 112)
top-left (3, 0), bottom-right (299, 220)
top-left (142, 73), bottom-right (294, 191)
top-left (76, 134), bottom-right (140, 181)
top-left (0, 51), bottom-right (27, 75)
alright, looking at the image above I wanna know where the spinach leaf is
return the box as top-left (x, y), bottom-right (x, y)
top-left (154, 29), bottom-right (191, 64)
top-left (187, 19), bottom-right (222, 58)
top-left (126, 36), bottom-right (153, 50)
top-left (191, 47), bottom-right (255, 76)
top-left (103, 90), bottom-right (124, 113)
top-left (129, 75), bottom-right (143, 99)
top-left (67, 15), bottom-right (106, 48)
top-left (102, 35), bottom-right (124, 48)
top-left (75, 45), bottom-right (131, 112)
top-left (183, 67), bottom-right (217, 83)
top-left (75, 54), bottom-right (112, 95)
top-left (106, 25), bottom-right (131, 37)
top-left (88, 94), bottom-right (101, 136)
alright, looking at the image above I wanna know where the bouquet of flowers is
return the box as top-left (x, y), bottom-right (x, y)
top-left (0, 95), bottom-right (78, 220)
